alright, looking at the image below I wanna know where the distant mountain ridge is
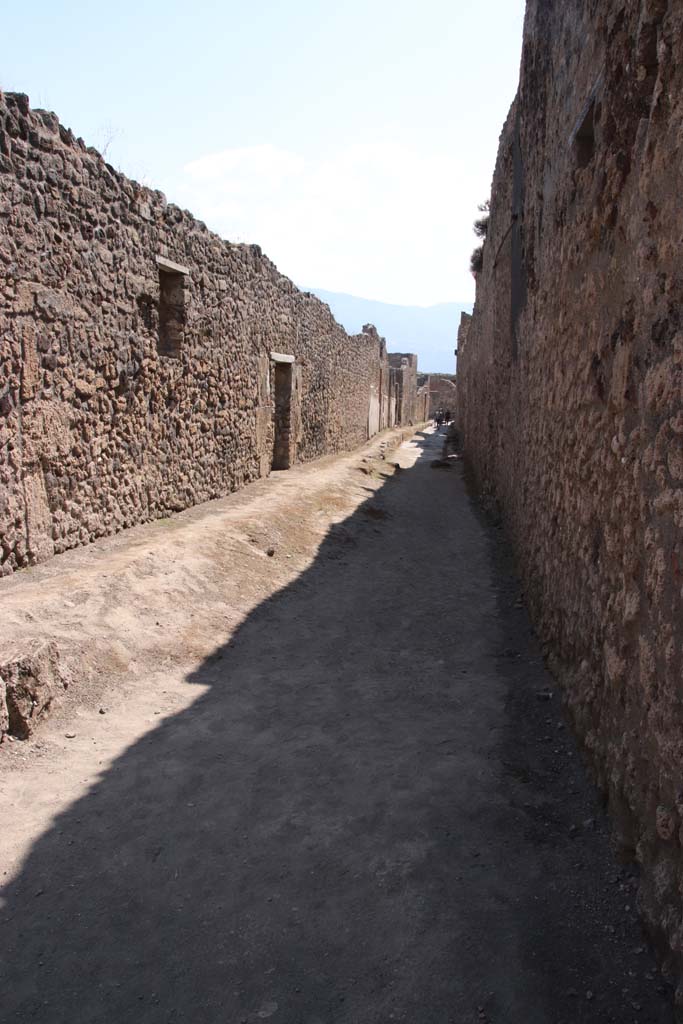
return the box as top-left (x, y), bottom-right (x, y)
top-left (303, 288), bottom-right (472, 374)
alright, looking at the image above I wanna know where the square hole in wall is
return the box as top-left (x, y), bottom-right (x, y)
top-left (156, 257), bottom-right (189, 358)
top-left (573, 98), bottom-right (599, 169)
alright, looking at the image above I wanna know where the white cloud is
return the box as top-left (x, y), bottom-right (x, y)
top-left (163, 141), bottom-right (481, 306)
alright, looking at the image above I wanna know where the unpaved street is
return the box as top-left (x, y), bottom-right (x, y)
top-left (0, 429), bottom-right (674, 1023)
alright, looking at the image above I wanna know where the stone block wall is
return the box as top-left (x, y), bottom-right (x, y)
top-left (458, 0), bottom-right (683, 983)
top-left (0, 92), bottom-right (411, 576)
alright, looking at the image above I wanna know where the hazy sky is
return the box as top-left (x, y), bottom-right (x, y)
top-left (2, 0), bottom-right (526, 306)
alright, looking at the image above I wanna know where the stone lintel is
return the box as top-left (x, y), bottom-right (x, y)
top-left (156, 255), bottom-right (190, 276)
top-left (270, 352), bottom-right (295, 364)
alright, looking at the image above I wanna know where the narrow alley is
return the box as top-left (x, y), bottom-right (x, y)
top-left (0, 430), bottom-right (673, 1023)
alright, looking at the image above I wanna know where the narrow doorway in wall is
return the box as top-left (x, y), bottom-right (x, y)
top-left (272, 361), bottom-right (293, 470)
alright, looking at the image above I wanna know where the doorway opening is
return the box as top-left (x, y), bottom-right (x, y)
top-left (272, 361), bottom-right (293, 470)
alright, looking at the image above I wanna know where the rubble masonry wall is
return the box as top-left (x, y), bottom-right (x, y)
top-left (0, 92), bottom-right (389, 575)
top-left (458, 0), bottom-right (683, 980)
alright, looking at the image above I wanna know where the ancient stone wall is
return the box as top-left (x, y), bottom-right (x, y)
top-left (361, 324), bottom-right (392, 433)
top-left (458, 0), bottom-right (683, 984)
top-left (426, 374), bottom-right (457, 418)
top-left (416, 382), bottom-right (430, 423)
top-left (388, 353), bottom-right (421, 426)
top-left (456, 312), bottom-right (470, 374)
top-left (0, 92), bottom-right (409, 576)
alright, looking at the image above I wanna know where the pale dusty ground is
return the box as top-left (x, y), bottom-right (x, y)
top-left (0, 427), bottom-right (675, 1023)
top-left (0, 428), bottom-right (414, 880)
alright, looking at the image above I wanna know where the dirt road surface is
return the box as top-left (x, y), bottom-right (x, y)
top-left (0, 428), bottom-right (674, 1023)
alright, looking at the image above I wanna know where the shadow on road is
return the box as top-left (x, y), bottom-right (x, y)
top-left (0, 431), bottom-right (673, 1023)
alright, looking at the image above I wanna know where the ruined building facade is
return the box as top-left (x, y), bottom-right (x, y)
top-left (458, 0), bottom-right (683, 981)
top-left (0, 92), bottom-right (425, 577)
top-left (388, 353), bottom-right (428, 426)
top-left (418, 373), bottom-right (457, 417)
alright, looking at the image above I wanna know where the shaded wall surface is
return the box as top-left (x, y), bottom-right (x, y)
top-left (458, 0), bottom-right (683, 981)
top-left (456, 312), bottom-right (471, 376)
top-left (0, 92), bottom-right (408, 576)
